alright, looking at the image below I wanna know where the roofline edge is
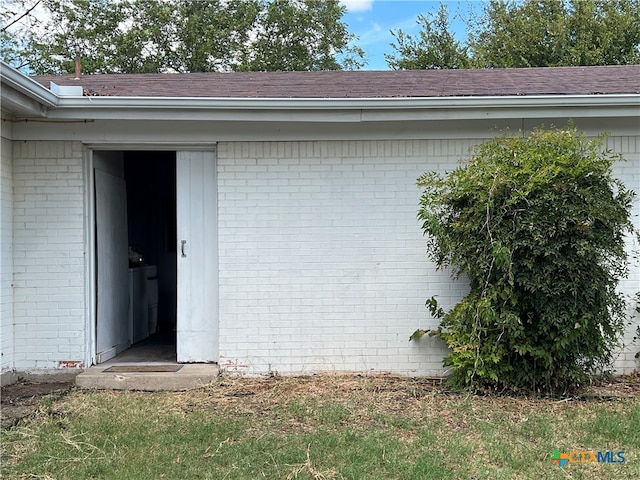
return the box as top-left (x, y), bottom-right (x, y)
top-left (52, 94), bottom-right (640, 111)
top-left (1, 61), bottom-right (58, 108)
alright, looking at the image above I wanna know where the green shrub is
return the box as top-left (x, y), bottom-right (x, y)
top-left (414, 127), bottom-right (636, 392)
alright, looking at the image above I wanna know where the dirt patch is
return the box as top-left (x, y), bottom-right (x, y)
top-left (1, 381), bottom-right (75, 428)
top-left (583, 372), bottom-right (640, 398)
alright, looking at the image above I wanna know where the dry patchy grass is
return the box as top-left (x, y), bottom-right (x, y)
top-left (2, 373), bottom-right (639, 480)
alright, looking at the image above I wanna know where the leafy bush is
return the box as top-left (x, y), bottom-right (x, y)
top-left (414, 127), bottom-right (636, 392)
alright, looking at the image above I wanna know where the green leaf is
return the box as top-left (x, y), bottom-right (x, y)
top-left (409, 329), bottom-right (427, 342)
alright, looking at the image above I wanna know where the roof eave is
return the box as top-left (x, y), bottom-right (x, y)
top-left (1, 62), bottom-right (58, 115)
top-left (42, 94), bottom-right (640, 122)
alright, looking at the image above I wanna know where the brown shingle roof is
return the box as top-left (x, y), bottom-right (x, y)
top-left (32, 66), bottom-right (640, 98)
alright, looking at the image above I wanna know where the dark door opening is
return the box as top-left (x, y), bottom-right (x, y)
top-left (123, 151), bottom-right (177, 359)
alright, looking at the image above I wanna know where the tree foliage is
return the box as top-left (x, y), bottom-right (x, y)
top-left (1, 0), bottom-right (364, 74)
top-left (414, 127), bottom-right (636, 392)
top-left (237, 0), bottom-right (359, 71)
top-left (387, 0), bottom-right (640, 69)
top-left (471, 0), bottom-right (640, 68)
top-left (385, 4), bottom-right (470, 70)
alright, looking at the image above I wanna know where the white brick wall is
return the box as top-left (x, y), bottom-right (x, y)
top-left (3, 135), bottom-right (637, 378)
top-left (1, 133), bottom-right (14, 382)
top-left (217, 140), bottom-right (479, 376)
top-left (11, 141), bottom-right (87, 371)
top-left (217, 138), bottom-right (640, 376)
top-left (608, 136), bottom-right (640, 373)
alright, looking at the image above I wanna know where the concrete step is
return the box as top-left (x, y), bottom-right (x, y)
top-left (75, 364), bottom-right (220, 391)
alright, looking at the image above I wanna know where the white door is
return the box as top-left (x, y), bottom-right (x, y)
top-left (176, 151), bottom-right (218, 362)
top-left (94, 154), bottom-right (130, 363)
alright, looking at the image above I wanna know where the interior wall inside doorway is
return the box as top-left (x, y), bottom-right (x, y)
top-left (124, 151), bottom-right (177, 332)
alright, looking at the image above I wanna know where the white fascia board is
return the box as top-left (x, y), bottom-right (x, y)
top-left (47, 94), bottom-right (640, 122)
top-left (1, 83), bottom-right (50, 117)
top-left (0, 62), bottom-right (58, 110)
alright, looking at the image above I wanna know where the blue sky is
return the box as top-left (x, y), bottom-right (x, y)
top-left (341, 0), bottom-right (479, 70)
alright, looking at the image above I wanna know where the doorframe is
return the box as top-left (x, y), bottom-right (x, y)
top-left (84, 143), bottom-right (217, 366)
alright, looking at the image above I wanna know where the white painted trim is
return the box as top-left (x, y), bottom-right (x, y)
top-left (84, 147), bottom-right (96, 367)
top-left (40, 94), bottom-right (639, 122)
top-left (0, 62), bottom-right (57, 107)
top-left (96, 346), bottom-right (117, 364)
top-left (84, 142), bottom-right (218, 151)
top-left (12, 116), bottom-right (638, 145)
top-left (55, 94), bottom-right (640, 110)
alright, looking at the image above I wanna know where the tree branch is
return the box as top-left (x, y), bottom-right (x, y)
top-left (1, 0), bottom-right (42, 33)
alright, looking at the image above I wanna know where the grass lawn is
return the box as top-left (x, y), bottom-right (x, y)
top-left (2, 374), bottom-right (639, 479)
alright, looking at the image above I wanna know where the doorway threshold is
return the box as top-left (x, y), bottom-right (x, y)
top-left (75, 364), bottom-right (219, 391)
top-left (106, 332), bottom-right (177, 365)
top-left (76, 333), bottom-right (219, 391)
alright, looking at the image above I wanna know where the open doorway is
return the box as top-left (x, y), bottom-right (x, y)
top-left (94, 150), bottom-right (177, 364)
top-left (93, 148), bottom-right (218, 365)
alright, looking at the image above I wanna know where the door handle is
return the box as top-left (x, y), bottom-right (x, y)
top-left (181, 240), bottom-right (187, 258)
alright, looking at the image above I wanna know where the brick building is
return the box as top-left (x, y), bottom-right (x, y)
top-left (1, 62), bottom-right (639, 384)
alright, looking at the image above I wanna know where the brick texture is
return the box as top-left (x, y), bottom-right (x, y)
top-left (217, 138), bottom-right (640, 376)
top-left (4, 136), bottom-right (637, 376)
top-left (217, 139), bottom-right (474, 376)
top-left (607, 136), bottom-right (640, 373)
top-left (11, 141), bottom-right (87, 370)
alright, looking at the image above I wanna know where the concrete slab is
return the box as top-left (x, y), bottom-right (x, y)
top-left (75, 364), bottom-right (220, 391)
